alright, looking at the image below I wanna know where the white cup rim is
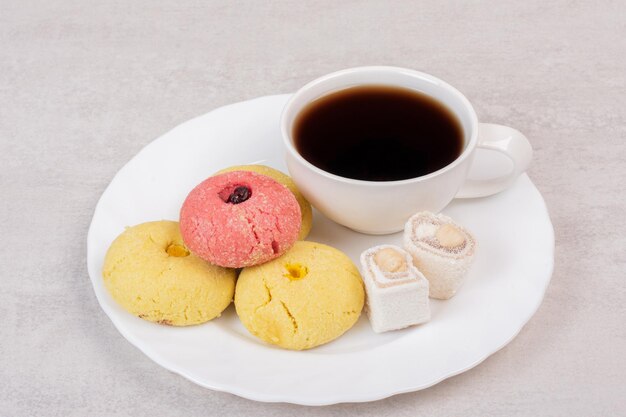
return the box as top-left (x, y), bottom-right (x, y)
top-left (280, 66), bottom-right (479, 186)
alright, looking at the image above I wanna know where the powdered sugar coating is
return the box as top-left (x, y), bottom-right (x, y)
top-left (180, 171), bottom-right (301, 268)
top-left (360, 244), bottom-right (430, 333)
top-left (406, 212), bottom-right (475, 258)
top-left (404, 212), bottom-right (476, 299)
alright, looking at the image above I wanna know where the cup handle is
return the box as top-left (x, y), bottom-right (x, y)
top-left (456, 123), bottom-right (533, 198)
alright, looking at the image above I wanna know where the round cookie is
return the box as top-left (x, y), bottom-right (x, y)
top-left (102, 221), bottom-right (236, 326)
top-left (235, 241), bottom-right (364, 350)
top-left (216, 165), bottom-right (313, 240)
top-left (180, 170), bottom-right (301, 268)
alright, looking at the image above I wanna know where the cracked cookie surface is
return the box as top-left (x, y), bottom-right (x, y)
top-left (102, 221), bottom-right (236, 326)
top-left (235, 241), bottom-right (364, 350)
top-left (180, 170), bottom-right (301, 268)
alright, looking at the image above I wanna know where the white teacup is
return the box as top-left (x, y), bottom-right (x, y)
top-left (281, 66), bottom-right (532, 234)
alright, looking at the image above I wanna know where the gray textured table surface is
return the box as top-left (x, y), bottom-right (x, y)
top-left (2, 1), bottom-right (625, 416)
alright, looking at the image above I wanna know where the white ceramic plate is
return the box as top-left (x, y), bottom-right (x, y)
top-left (87, 94), bottom-right (554, 405)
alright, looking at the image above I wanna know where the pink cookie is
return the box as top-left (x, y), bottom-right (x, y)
top-left (180, 171), bottom-right (302, 268)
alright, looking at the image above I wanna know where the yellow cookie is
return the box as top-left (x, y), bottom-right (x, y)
top-left (102, 221), bottom-right (236, 326)
top-left (216, 165), bottom-right (313, 240)
top-left (235, 241), bottom-right (364, 350)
